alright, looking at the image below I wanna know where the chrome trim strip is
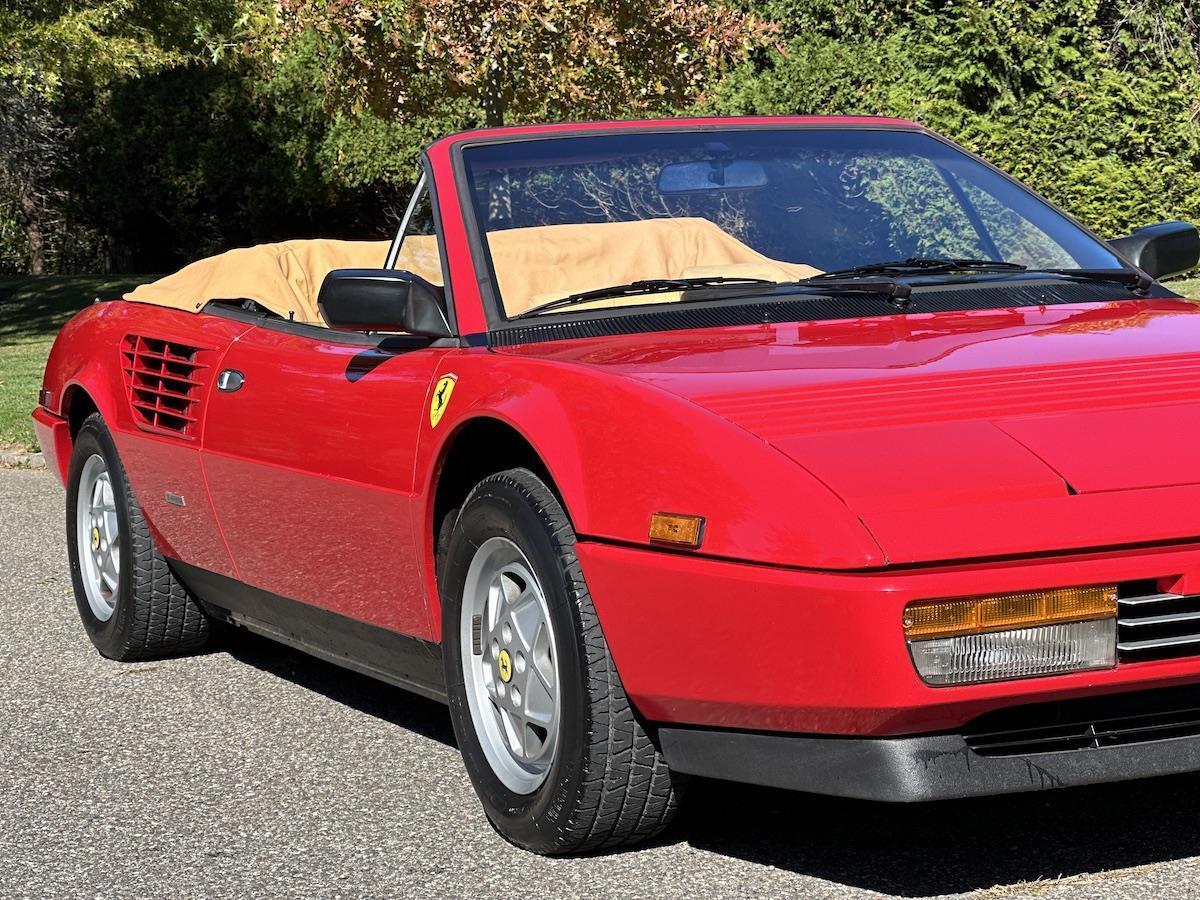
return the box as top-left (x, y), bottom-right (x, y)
top-left (1119, 634), bottom-right (1200, 651)
top-left (1118, 610), bottom-right (1200, 627)
top-left (1118, 593), bottom-right (1185, 606)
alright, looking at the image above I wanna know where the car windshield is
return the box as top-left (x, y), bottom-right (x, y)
top-left (460, 127), bottom-right (1126, 319)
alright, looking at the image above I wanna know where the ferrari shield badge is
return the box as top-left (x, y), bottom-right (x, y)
top-left (430, 373), bottom-right (458, 428)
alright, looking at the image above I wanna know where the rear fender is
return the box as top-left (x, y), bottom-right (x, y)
top-left (41, 303), bottom-right (130, 432)
top-left (39, 301), bottom-right (251, 571)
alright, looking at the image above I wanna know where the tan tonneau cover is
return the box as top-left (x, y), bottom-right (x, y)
top-left (123, 238), bottom-right (443, 325)
top-left (123, 218), bottom-right (818, 325)
top-left (488, 218), bottom-right (818, 314)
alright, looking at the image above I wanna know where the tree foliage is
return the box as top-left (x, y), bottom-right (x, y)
top-left (708, 0), bottom-right (1200, 238)
top-left (241, 0), bottom-right (768, 193)
top-left (0, 0), bottom-right (244, 272)
top-left (1, 0), bottom-right (1199, 274)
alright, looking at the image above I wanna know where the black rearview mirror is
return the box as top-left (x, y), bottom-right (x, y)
top-left (1108, 221), bottom-right (1200, 280)
top-left (317, 269), bottom-right (452, 338)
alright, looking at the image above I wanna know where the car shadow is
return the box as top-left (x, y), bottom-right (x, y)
top-left (678, 773), bottom-right (1200, 895)
top-left (219, 627), bottom-right (457, 749)
top-left (211, 629), bottom-right (1200, 894)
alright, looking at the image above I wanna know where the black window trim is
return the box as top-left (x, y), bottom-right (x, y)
top-left (445, 120), bottom-right (1135, 338)
top-left (202, 299), bottom-right (459, 350)
top-left (394, 155), bottom-right (460, 337)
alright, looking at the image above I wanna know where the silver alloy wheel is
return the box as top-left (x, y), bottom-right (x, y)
top-left (460, 536), bottom-right (560, 795)
top-left (76, 453), bottom-right (121, 622)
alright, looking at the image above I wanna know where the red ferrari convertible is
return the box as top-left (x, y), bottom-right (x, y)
top-left (34, 116), bottom-right (1200, 854)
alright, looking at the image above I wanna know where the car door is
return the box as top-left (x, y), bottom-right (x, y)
top-left (199, 179), bottom-right (453, 640)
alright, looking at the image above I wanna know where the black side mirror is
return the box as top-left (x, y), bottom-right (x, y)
top-left (1108, 221), bottom-right (1200, 280)
top-left (317, 268), bottom-right (452, 338)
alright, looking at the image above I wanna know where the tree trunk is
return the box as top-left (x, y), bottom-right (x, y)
top-left (16, 179), bottom-right (45, 275)
top-left (483, 77), bottom-right (505, 125)
top-left (482, 39), bottom-right (505, 126)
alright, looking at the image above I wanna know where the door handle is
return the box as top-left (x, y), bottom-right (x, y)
top-left (217, 369), bottom-right (245, 392)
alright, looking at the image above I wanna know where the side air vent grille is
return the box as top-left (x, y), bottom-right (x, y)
top-left (120, 335), bottom-right (207, 437)
top-left (1118, 588), bottom-right (1200, 662)
top-left (964, 683), bottom-right (1200, 757)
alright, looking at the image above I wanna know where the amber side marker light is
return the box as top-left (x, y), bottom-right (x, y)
top-left (649, 513), bottom-right (705, 548)
top-left (903, 585), bottom-right (1118, 686)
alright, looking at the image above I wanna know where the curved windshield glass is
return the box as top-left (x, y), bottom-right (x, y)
top-left (461, 128), bottom-right (1125, 319)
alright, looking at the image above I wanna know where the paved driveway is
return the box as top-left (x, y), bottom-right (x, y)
top-left (5, 466), bottom-right (1200, 899)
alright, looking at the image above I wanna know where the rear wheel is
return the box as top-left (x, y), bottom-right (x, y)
top-left (66, 413), bottom-right (211, 660)
top-left (441, 468), bottom-right (682, 854)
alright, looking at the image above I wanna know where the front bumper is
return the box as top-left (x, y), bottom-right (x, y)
top-left (657, 721), bottom-right (1200, 802)
top-left (577, 540), bottom-right (1200, 736)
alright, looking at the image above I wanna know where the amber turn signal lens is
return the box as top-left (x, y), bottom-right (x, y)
top-left (649, 513), bottom-right (705, 548)
top-left (903, 585), bottom-right (1118, 640)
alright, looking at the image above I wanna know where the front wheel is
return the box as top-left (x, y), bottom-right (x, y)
top-left (441, 468), bottom-right (682, 855)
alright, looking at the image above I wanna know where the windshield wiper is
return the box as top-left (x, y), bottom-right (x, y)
top-left (813, 258), bottom-right (1152, 292)
top-left (511, 258), bottom-right (1144, 321)
top-left (513, 276), bottom-right (775, 318)
top-left (1034, 268), bottom-right (1153, 291)
top-left (753, 257), bottom-right (1027, 310)
top-left (812, 257), bottom-right (1027, 279)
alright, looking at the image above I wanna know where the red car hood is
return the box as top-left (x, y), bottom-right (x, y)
top-left (503, 299), bottom-right (1200, 565)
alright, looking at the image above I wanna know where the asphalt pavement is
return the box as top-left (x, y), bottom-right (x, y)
top-left (6, 465), bottom-right (1200, 899)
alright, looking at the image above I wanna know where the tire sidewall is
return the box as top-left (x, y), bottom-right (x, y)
top-left (66, 417), bottom-right (135, 657)
top-left (441, 475), bottom-right (591, 852)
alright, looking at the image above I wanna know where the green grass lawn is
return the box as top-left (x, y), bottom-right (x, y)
top-left (1172, 277), bottom-right (1200, 298)
top-left (0, 275), bottom-right (147, 451)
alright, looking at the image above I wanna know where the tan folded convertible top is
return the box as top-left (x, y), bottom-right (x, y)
top-left (123, 238), bottom-right (439, 325)
top-left (123, 218), bottom-right (818, 326)
top-left (487, 218), bottom-right (818, 314)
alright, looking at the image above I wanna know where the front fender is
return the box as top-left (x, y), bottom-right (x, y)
top-left (423, 351), bottom-right (884, 571)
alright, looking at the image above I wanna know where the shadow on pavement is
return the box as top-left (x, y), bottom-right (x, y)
top-left (220, 626), bottom-right (457, 749)
top-left (679, 772), bottom-right (1200, 895)
top-left (210, 627), bottom-right (1200, 894)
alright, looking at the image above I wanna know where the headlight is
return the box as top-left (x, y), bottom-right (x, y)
top-left (904, 585), bottom-right (1117, 686)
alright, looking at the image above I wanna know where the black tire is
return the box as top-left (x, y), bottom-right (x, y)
top-left (441, 468), bottom-right (682, 855)
top-left (65, 413), bottom-right (211, 660)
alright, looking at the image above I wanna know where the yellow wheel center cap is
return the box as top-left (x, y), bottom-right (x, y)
top-left (497, 648), bottom-right (513, 683)
top-left (90, 527), bottom-right (101, 550)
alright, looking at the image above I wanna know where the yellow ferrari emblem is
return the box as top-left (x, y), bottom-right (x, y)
top-left (91, 527), bottom-right (101, 550)
top-left (429, 374), bottom-right (458, 428)
top-left (498, 648), bottom-right (513, 683)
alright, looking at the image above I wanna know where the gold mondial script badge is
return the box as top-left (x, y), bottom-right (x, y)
top-left (498, 648), bottom-right (513, 683)
top-left (429, 373), bottom-right (458, 428)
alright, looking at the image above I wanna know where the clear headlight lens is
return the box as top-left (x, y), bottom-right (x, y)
top-left (904, 585), bottom-right (1118, 686)
top-left (909, 619), bottom-right (1116, 686)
